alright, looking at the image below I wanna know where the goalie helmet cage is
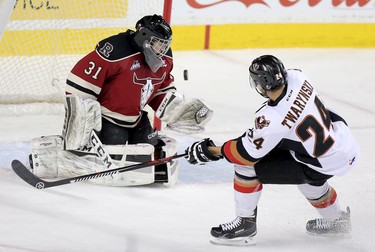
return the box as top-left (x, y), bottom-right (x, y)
top-left (0, 0), bottom-right (172, 129)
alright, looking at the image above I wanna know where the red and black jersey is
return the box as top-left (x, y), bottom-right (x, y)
top-left (66, 30), bottom-right (176, 128)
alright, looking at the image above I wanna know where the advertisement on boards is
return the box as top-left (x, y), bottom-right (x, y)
top-left (171, 0), bottom-right (375, 24)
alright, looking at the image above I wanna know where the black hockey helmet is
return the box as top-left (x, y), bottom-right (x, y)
top-left (135, 14), bottom-right (172, 42)
top-left (249, 55), bottom-right (287, 95)
top-left (133, 14), bottom-right (172, 72)
top-left (134, 14), bottom-right (172, 57)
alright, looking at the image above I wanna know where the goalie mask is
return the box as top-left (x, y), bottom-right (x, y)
top-left (133, 14), bottom-right (172, 73)
top-left (249, 55), bottom-right (287, 98)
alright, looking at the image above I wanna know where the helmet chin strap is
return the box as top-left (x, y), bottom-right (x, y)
top-left (262, 91), bottom-right (270, 99)
top-left (255, 84), bottom-right (269, 98)
top-left (143, 41), bottom-right (164, 73)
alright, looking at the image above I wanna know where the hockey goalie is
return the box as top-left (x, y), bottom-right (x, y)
top-left (29, 14), bottom-right (213, 187)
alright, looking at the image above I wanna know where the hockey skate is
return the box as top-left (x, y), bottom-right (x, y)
top-left (210, 209), bottom-right (257, 246)
top-left (306, 207), bottom-right (351, 236)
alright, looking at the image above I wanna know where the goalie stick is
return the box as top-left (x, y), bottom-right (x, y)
top-left (11, 153), bottom-right (186, 189)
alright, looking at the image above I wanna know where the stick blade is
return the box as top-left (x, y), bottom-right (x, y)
top-left (11, 160), bottom-right (47, 189)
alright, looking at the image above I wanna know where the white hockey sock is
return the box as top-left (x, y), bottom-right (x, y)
top-left (298, 182), bottom-right (341, 220)
top-left (234, 165), bottom-right (262, 217)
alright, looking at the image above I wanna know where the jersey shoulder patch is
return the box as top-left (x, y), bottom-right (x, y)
top-left (96, 30), bottom-right (138, 61)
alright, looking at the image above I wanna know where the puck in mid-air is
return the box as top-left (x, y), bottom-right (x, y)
top-left (183, 69), bottom-right (189, 81)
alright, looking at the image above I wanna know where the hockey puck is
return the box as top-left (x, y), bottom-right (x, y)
top-left (183, 69), bottom-right (189, 81)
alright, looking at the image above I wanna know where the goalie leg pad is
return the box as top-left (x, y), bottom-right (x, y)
top-left (31, 135), bottom-right (178, 187)
top-left (30, 135), bottom-right (62, 178)
top-left (164, 158), bottom-right (179, 187)
top-left (103, 137), bottom-right (179, 187)
top-left (157, 135), bottom-right (179, 187)
top-left (63, 95), bottom-right (102, 150)
top-left (31, 135), bottom-right (104, 178)
top-left (31, 136), bottom-right (156, 186)
top-left (93, 144), bottom-right (156, 186)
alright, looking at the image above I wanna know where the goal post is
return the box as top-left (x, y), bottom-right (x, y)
top-left (0, 0), bottom-right (172, 123)
top-left (153, 0), bottom-right (173, 131)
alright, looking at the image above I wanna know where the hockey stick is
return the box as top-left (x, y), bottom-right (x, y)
top-left (11, 153), bottom-right (186, 189)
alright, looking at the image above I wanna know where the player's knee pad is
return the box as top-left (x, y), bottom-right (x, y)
top-left (298, 182), bottom-right (330, 200)
top-left (234, 164), bottom-right (257, 177)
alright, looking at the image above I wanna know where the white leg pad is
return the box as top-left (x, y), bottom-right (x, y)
top-left (159, 135), bottom-right (179, 187)
top-left (93, 144), bottom-right (155, 186)
top-left (164, 159), bottom-right (179, 187)
top-left (31, 135), bottom-right (179, 187)
top-left (31, 135), bottom-right (102, 178)
top-left (59, 144), bottom-right (156, 186)
top-left (31, 135), bottom-right (62, 178)
top-left (31, 135), bottom-right (156, 186)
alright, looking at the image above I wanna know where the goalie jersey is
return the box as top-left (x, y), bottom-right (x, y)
top-left (66, 30), bottom-right (176, 128)
top-left (222, 69), bottom-right (360, 176)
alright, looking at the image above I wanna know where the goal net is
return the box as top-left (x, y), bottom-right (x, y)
top-left (0, 0), bottom-right (168, 116)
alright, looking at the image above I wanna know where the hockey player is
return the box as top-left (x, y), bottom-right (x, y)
top-left (30, 14), bottom-right (213, 186)
top-left (185, 55), bottom-right (360, 245)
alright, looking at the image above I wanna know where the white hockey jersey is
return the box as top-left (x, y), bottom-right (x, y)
top-left (222, 69), bottom-right (359, 176)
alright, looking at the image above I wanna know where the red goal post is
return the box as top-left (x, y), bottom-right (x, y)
top-left (153, 0), bottom-right (173, 130)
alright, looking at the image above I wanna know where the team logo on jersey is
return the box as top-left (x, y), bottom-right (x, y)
top-left (130, 60), bottom-right (141, 71)
top-left (133, 72), bottom-right (166, 109)
top-left (255, 115), bottom-right (270, 130)
top-left (99, 42), bottom-right (114, 58)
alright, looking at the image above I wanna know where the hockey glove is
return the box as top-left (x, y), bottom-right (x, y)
top-left (185, 138), bottom-right (221, 165)
top-left (156, 92), bottom-right (213, 134)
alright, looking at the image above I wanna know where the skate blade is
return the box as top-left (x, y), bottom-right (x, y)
top-left (306, 231), bottom-right (352, 238)
top-left (210, 236), bottom-right (256, 246)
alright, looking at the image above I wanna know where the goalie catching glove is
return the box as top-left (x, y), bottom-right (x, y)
top-left (156, 92), bottom-right (213, 134)
top-left (185, 138), bottom-right (222, 165)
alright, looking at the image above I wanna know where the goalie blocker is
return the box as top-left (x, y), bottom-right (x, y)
top-left (29, 134), bottom-right (179, 187)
